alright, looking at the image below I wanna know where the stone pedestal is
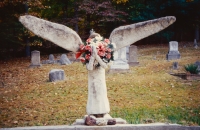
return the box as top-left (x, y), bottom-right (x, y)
top-left (73, 117), bottom-right (127, 126)
top-left (29, 50), bottom-right (42, 68)
top-left (128, 45), bottom-right (139, 66)
top-left (166, 41), bottom-right (180, 60)
top-left (109, 47), bottom-right (129, 73)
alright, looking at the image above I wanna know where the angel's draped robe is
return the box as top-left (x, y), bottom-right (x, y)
top-left (86, 66), bottom-right (110, 115)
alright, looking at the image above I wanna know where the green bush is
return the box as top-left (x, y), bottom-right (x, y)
top-left (184, 64), bottom-right (199, 74)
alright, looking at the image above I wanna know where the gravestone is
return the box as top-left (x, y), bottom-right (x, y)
top-left (194, 61), bottom-right (200, 74)
top-left (172, 62), bottom-right (178, 70)
top-left (42, 54), bottom-right (57, 64)
top-left (49, 54), bottom-right (54, 61)
top-left (194, 39), bottom-right (198, 49)
top-left (128, 45), bottom-right (139, 66)
top-left (49, 69), bottom-right (65, 82)
top-left (59, 54), bottom-right (71, 65)
top-left (166, 41), bottom-right (181, 60)
top-left (109, 47), bottom-right (129, 73)
top-left (29, 50), bottom-right (42, 68)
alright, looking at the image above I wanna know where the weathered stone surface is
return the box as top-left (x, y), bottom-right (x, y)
top-left (194, 61), bottom-right (200, 74)
top-left (166, 41), bottom-right (181, 60)
top-left (74, 117), bottom-right (127, 126)
top-left (59, 54), bottom-right (71, 65)
top-left (109, 16), bottom-right (176, 50)
top-left (128, 45), bottom-right (139, 66)
top-left (172, 62), bottom-right (178, 70)
top-left (19, 15), bottom-right (81, 52)
top-left (194, 39), bottom-right (198, 49)
top-left (109, 47), bottom-right (129, 73)
top-left (29, 50), bottom-right (42, 68)
top-left (49, 69), bottom-right (65, 82)
top-left (1, 123), bottom-right (200, 130)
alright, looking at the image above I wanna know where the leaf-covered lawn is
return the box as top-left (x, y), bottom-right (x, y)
top-left (0, 43), bottom-right (200, 128)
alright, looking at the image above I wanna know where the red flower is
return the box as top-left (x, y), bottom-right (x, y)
top-left (80, 57), bottom-right (85, 63)
top-left (85, 45), bottom-right (92, 52)
top-left (85, 54), bottom-right (91, 60)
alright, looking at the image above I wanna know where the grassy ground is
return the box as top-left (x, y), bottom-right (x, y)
top-left (0, 42), bottom-right (200, 128)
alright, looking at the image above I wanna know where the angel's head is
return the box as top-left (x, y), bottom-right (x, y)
top-left (89, 29), bottom-right (101, 39)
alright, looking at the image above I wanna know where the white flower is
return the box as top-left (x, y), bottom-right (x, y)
top-left (95, 36), bottom-right (103, 41)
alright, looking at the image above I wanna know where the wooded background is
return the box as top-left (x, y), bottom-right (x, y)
top-left (0, 0), bottom-right (199, 59)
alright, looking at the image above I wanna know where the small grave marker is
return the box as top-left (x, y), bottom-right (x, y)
top-left (49, 69), bottom-right (65, 82)
top-left (29, 50), bottom-right (42, 67)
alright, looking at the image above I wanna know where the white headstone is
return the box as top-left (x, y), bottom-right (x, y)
top-left (166, 41), bottom-right (181, 60)
top-left (128, 45), bottom-right (139, 66)
top-left (109, 47), bottom-right (129, 72)
top-left (30, 50), bottom-right (42, 67)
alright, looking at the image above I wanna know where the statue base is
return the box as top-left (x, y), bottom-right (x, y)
top-left (72, 117), bottom-right (127, 126)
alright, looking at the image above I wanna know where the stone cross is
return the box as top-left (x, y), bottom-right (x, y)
top-left (128, 45), bottom-right (139, 66)
top-left (29, 50), bottom-right (42, 67)
top-left (166, 41), bottom-right (181, 60)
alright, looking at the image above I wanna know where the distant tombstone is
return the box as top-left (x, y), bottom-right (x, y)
top-left (109, 47), bottom-right (129, 73)
top-left (59, 54), bottom-right (71, 65)
top-left (49, 69), bottom-right (65, 82)
top-left (172, 62), bottom-right (178, 70)
top-left (128, 45), bottom-right (139, 66)
top-left (49, 54), bottom-right (54, 61)
top-left (194, 39), bottom-right (198, 49)
top-left (194, 61), bottom-right (200, 74)
top-left (166, 41), bottom-right (181, 60)
top-left (29, 50), bottom-right (42, 67)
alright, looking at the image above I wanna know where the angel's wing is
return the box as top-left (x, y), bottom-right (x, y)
top-left (19, 15), bottom-right (82, 52)
top-left (109, 16), bottom-right (176, 51)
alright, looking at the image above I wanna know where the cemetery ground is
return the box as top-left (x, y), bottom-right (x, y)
top-left (0, 42), bottom-right (200, 128)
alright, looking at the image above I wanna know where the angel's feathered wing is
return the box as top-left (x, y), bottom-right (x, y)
top-left (19, 15), bottom-right (82, 52)
top-left (109, 16), bottom-right (176, 50)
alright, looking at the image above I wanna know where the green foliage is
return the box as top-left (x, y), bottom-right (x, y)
top-left (184, 64), bottom-right (199, 74)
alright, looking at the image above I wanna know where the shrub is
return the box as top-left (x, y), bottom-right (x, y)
top-left (184, 64), bottom-right (199, 74)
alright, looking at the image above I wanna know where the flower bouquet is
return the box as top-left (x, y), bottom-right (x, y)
top-left (76, 36), bottom-right (115, 67)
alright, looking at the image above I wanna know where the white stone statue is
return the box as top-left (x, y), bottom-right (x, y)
top-left (19, 15), bottom-right (176, 123)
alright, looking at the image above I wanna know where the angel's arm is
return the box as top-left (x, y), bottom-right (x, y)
top-left (109, 16), bottom-right (176, 51)
top-left (19, 15), bottom-right (82, 52)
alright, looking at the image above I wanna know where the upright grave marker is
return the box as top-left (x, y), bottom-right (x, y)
top-left (29, 50), bottom-right (42, 68)
top-left (109, 47), bottom-right (129, 73)
top-left (128, 45), bottom-right (139, 66)
top-left (166, 41), bottom-right (180, 60)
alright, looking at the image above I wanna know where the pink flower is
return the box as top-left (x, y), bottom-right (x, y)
top-left (98, 51), bottom-right (105, 57)
top-left (106, 53), bottom-right (111, 59)
top-left (85, 45), bottom-right (92, 52)
top-left (104, 39), bottom-right (110, 44)
top-left (86, 38), bottom-right (92, 43)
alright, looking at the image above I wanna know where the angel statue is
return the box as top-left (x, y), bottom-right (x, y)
top-left (19, 15), bottom-right (176, 125)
